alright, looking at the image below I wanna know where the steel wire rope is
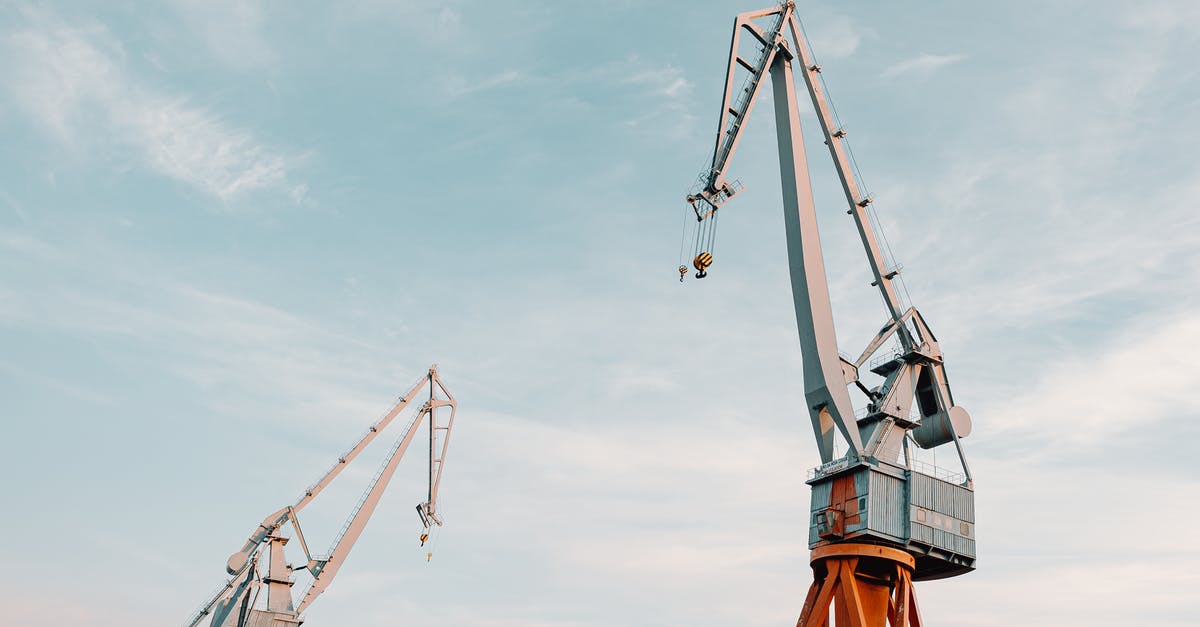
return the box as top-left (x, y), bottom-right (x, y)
top-left (678, 198), bottom-right (691, 270)
top-left (707, 207), bottom-right (719, 260)
top-left (425, 492), bottom-right (448, 563)
top-left (797, 15), bottom-right (914, 312)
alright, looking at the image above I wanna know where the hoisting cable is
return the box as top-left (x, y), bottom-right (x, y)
top-left (693, 208), bottom-right (717, 279)
top-left (420, 495), bottom-right (447, 563)
top-left (708, 208), bottom-right (719, 256)
top-left (678, 198), bottom-right (693, 282)
top-left (797, 15), bottom-right (913, 310)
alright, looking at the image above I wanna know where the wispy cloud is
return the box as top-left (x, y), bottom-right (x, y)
top-left (441, 69), bottom-right (525, 99)
top-left (1, 11), bottom-right (305, 202)
top-left (615, 59), bottom-right (697, 140)
top-left (171, 0), bottom-right (275, 70)
top-left (881, 53), bottom-right (966, 78)
top-left (982, 309), bottom-right (1198, 456)
top-left (803, 15), bottom-right (864, 60)
top-left (627, 65), bottom-right (694, 100)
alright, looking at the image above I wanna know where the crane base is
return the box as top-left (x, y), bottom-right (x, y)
top-left (796, 544), bottom-right (923, 627)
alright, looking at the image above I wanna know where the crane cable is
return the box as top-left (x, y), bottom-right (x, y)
top-left (678, 198), bottom-right (692, 281)
top-left (797, 15), bottom-right (913, 310)
top-left (417, 500), bottom-right (447, 563)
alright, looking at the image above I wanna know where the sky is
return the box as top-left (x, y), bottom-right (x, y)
top-left (1, 0), bottom-right (1199, 625)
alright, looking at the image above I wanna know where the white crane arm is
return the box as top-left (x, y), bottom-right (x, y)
top-left (782, 15), bottom-right (912, 344)
top-left (185, 556), bottom-right (257, 627)
top-left (703, 7), bottom-right (789, 199)
top-left (419, 372), bottom-right (457, 527)
top-left (223, 373), bottom-right (432, 575)
top-left (692, 1), bottom-right (860, 460)
top-left (294, 371), bottom-right (433, 511)
top-left (296, 365), bottom-right (457, 614)
top-left (296, 401), bottom-right (431, 613)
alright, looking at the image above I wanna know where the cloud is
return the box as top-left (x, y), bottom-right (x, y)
top-left (435, 6), bottom-right (463, 35)
top-left (1122, 0), bottom-right (1200, 37)
top-left (171, 0), bottom-right (275, 70)
top-left (1, 12), bottom-right (305, 202)
top-left (615, 60), bottom-right (697, 140)
top-left (0, 230), bottom-right (394, 436)
top-left (981, 309), bottom-right (1198, 457)
top-left (61, 284), bottom-right (394, 431)
top-left (881, 53), bottom-right (966, 78)
top-left (801, 15), bottom-right (863, 60)
top-left (441, 69), bottom-right (525, 99)
top-left (626, 65), bottom-right (694, 100)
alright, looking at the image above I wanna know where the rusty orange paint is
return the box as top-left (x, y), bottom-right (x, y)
top-left (797, 543), bottom-right (924, 627)
top-left (826, 474), bottom-right (862, 535)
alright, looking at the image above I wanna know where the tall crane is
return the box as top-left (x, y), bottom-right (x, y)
top-left (680, 4), bottom-right (975, 625)
top-left (184, 365), bottom-right (458, 627)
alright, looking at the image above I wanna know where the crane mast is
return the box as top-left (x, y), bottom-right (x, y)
top-left (185, 365), bottom-right (458, 627)
top-left (681, 3), bottom-right (978, 624)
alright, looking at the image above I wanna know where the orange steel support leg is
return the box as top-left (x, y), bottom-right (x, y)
top-left (796, 544), bottom-right (924, 627)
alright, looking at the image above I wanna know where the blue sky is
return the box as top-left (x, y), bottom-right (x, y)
top-left (2, 1), bottom-right (1198, 625)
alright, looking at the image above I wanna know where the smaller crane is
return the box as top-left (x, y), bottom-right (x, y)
top-left (184, 365), bottom-right (458, 627)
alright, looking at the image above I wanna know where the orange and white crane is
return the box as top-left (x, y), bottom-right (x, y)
top-left (680, 3), bottom-right (976, 625)
top-left (185, 365), bottom-right (457, 627)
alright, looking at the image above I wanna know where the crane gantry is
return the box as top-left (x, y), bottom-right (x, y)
top-left (185, 365), bottom-right (457, 627)
top-left (680, 3), bottom-right (976, 625)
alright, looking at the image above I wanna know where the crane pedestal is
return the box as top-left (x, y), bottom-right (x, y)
top-left (796, 544), bottom-right (923, 627)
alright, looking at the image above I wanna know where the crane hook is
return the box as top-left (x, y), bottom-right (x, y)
top-left (678, 265), bottom-right (688, 282)
top-left (693, 252), bottom-right (713, 279)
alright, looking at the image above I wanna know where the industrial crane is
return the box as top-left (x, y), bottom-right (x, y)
top-left (184, 365), bottom-right (458, 627)
top-left (680, 3), bottom-right (975, 625)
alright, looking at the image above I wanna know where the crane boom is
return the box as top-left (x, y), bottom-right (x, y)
top-left (297, 391), bottom-right (457, 613)
top-left (223, 371), bottom-right (435, 577)
top-left (700, 3), bottom-right (910, 341)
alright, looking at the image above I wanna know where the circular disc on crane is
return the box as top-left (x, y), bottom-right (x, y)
top-left (911, 405), bottom-right (972, 449)
top-left (949, 405), bottom-right (972, 438)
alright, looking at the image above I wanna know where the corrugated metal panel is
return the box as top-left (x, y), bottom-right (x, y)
top-left (910, 472), bottom-right (974, 522)
top-left (853, 468), bottom-right (871, 498)
top-left (956, 534), bottom-right (975, 555)
top-left (911, 522), bottom-right (934, 545)
top-left (868, 470), bottom-right (906, 539)
top-left (910, 515), bottom-right (976, 557)
top-left (810, 465), bottom-right (976, 560)
top-left (846, 467), bottom-right (869, 535)
top-left (808, 479), bottom-right (829, 547)
top-left (809, 480), bottom-right (832, 512)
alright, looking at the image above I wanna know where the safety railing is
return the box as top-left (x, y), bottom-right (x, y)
top-left (182, 577), bottom-right (237, 627)
top-left (910, 459), bottom-right (966, 485)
